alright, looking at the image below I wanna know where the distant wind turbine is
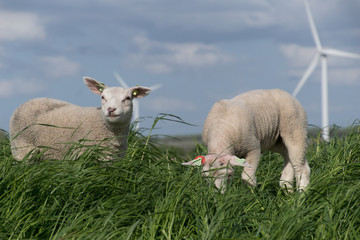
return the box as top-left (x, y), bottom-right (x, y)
top-left (114, 71), bottom-right (162, 131)
top-left (292, 0), bottom-right (360, 142)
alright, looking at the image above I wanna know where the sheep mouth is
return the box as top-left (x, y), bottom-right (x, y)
top-left (107, 114), bottom-right (121, 119)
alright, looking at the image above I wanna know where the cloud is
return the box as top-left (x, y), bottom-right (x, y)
top-left (280, 44), bottom-right (360, 85)
top-left (329, 68), bottom-right (360, 85)
top-left (280, 44), bottom-right (318, 79)
top-left (0, 78), bottom-right (45, 98)
top-left (40, 56), bottom-right (81, 78)
top-left (144, 63), bottom-right (172, 74)
top-left (280, 44), bottom-right (316, 68)
top-left (0, 11), bottom-right (46, 41)
top-left (127, 1), bottom-right (278, 39)
top-left (128, 35), bottom-right (234, 74)
top-left (0, 47), bottom-right (4, 69)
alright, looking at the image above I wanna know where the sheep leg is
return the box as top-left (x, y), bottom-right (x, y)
top-left (283, 140), bottom-right (310, 191)
top-left (241, 150), bottom-right (260, 187)
top-left (295, 160), bottom-right (310, 191)
top-left (270, 142), bottom-right (295, 190)
top-left (280, 155), bottom-right (295, 191)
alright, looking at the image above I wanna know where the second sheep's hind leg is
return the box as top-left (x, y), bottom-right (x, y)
top-left (283, 136), bottom-right (310, 191)
top-left (270, 140), bottom-right (295, 191)
top-left (279, 153), bottom-right (295, 192)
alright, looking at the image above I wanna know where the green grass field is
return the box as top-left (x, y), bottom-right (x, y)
top-left (0, 118), bottom-right (359, 239)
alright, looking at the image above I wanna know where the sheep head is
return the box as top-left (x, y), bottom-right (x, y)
top-left (83, 77), bottom-right (151, 124)
top-left (182, 154), bottom-right (250, 192)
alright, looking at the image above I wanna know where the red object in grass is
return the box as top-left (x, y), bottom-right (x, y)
top-left (195, 156), bottom-right (206, 165)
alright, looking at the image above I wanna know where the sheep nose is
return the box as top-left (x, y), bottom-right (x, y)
top-left (107, 107), bottom-right (116, 113)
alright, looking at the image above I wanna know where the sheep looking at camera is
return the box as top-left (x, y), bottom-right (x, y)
top-left (10, 77), bottom-right (151, 160)
top-left (183, 89), bottom-right (310, 192)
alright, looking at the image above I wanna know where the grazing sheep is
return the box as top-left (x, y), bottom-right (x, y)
top-left (182, 89), bottom-right (310, 192)
top-left (10, 77), bottom-right (151, 160)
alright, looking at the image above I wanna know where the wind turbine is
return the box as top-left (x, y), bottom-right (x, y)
top-left (292, 0), bottom-right (360, 142)
top-left (114, 71), bottom-right (162, 131)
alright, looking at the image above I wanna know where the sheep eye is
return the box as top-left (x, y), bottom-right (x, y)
top-left (122, 96), bottom-right (132, 103)
top-left (101, 96), bottom-right (106, 101)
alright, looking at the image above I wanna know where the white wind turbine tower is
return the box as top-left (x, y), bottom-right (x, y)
top-left (292, 0), bottom-right (360, 142)
top-left (114, 71), bottom-right (162, 131)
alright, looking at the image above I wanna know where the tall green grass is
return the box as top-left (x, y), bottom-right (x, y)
top-left (0, 119), bottom-right (359, 239)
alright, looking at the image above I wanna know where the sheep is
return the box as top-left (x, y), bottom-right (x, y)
top-left (182, 89), bottom-right (310, 192)
top-left (9, 77), bottom-right (151, 160)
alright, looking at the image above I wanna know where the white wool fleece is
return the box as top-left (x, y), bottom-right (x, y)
top-left (10, 77), bottom-right (151, 160)
top-left (183, 89), bottom-right (310, 192)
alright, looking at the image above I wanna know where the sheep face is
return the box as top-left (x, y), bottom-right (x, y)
top-left (182, 154), bottom-right (250, 191)
top-left (83, 77), bottom-right (151, 124)
top-left (100, 87), bottom-right (134, 123)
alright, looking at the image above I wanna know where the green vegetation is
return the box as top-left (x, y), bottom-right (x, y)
top-left (0, 118), bottom-right (359, 239)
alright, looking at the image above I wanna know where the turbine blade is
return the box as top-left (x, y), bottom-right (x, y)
top-left (292, 54), bottom-right (320, 97)
top-left (113, 71), bottom-right (129, 88)
top-left (322, 48), bottom-right (360, 59)
top-left (304, 0), bottom-right (322, 50)
top-left (149, 83), bottom-right (163, 91)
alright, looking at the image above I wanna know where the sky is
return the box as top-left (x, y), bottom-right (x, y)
top-left (0, 0), bottom-right (359, 136)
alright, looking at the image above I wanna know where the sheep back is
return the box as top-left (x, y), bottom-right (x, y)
top-left (202, 89), bottom-right (307, 156)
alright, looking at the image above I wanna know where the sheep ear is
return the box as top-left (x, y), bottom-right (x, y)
top-left (181, 160), bottom-right (201, 167)
top-left (228, 156), bottom-right (251, 167)
top-left (83, 77), bottom-right (107, 95)
top-left (130, 86), bottom-right (151, 99)
top-left (181, 158), bottom-right (202, 166)
top-left (182, 155), bottom-right (209, 167)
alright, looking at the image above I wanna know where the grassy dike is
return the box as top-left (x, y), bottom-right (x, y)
top-left (0, 118), bottom-right (359, 239)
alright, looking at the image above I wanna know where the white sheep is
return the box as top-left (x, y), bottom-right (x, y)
top-left (182, 89), bottom-right (310, 192)
top-left (9, 77), bottom-right (151, 160)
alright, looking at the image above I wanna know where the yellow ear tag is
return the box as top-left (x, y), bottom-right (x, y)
top-left (97, 82), bottom-right (105, 92)
top-left (132, 90), bottom-right (139, 97)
